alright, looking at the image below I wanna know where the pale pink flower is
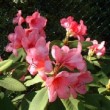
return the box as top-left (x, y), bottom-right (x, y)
top-left (26, 11), bottom-right (47, 30)
top-left (45, 71), bottom-right (70, 102)
top-left (13, 10), bottom-right (25, 25)
top-left (5, 26), bottom-right (25, 55)
top-left (89, 40), bottom-right (106, 57)
top-left (51, 42), bottom-right (86, 71)
top-left (69, 71), bottom-right (93, 98)
top-left (60, 16), bottom-right (87, 41)
top-left (22, 29), bottom-right (46, 50)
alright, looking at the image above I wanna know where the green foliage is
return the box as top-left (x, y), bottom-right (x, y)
top-left (29, 87), bottom-right (48, 110)
top-left (0, 76), bottom-right (26, 91)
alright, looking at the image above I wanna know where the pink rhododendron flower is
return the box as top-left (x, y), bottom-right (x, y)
top-left (22, 29), bottom-right (46, 50)
top-left (13, 10), bottom-right (25, 25)
top-left (69, 71), bottom-right (93, 98)
top-left (88, 39), bottom-right (106, 57)
top-left (51, 42), bottom-right (86, 71)
top-left (60, 16), bottom-right (87, 41)
top-left (5, 26), bottom-right (25, 55)
top-left (26, 11), bottom-right (47, 30)
top-left (26, 37), bottom-right (52, 75)
top-left (46, 71), bottom-right (70, 102)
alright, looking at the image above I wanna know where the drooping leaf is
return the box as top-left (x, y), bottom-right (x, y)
top-left (0, 76), bottom-right (26, 91)
top-left (29, 87), bottom-right (48, 110)
top-left (24, 74), bottom-right (43, 87)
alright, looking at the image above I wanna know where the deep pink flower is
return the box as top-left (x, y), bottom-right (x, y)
top-left (26, 37), bottom-right (52, 75)
top-left (69, 71), bottom-right (93, 98)
top-left (26, 11), bottom-right (47, 30)
top-left (51, 42), bottom-right (86, 71)
top-left (60, 16), bottom-right (87, 41)
top-left (13, 10), bottom-right (25, 25)
top-left (88, 40), bottom-right (106, 57)
top-left (45, 71), bottom-right (70, 102)
top-left (5, 26), bottom-right (25, 55)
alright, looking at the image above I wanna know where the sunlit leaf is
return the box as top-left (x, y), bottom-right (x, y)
top-left (0, 76), bottom-right (26, 91)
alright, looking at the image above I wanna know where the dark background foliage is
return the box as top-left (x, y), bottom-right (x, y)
top-left (0, 0), bottom-right (110, 58)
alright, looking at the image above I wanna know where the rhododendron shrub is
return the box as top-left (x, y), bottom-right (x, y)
top-left (1, 10), bottom-right (110, 110)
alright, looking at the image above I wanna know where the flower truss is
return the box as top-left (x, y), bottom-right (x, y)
top-left (0, 10), bottom-right (110, 110)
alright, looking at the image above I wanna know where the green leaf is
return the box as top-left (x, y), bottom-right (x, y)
top-left (50, 40), bottom-right (64, 48)
top-left (68, 40), bottom-right (92, 49)
top-left (0, 59), bottom-right (13, 72)
top-left (29, 87), bottom-right (48, 110)
top-left (0, 95), bottom-right (15, 110)
top-left (61, 99), bottom-right (73, 110)
top-left (9, 48), bottom-right (26, 63)
top-left (69, 97), bottom-right (85, 110)
top-left (98, 87), bottom-right (107, 94)
top-left (19, 91), bottom-right (36, 110)
top-left (24, 74), bottom-right (43, 87)
top-left (61, 97), bottom-right (85, 110)
top-left (0, 76), bottom-right (26, 91)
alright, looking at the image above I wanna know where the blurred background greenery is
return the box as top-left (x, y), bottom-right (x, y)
top-left (0, 0), bottom-right (110, 58)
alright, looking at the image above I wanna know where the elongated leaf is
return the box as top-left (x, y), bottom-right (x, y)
top-left (61, 99), bottom-right (73, 110)
top-left (29, 87), bottom-right (48, 110)
top-left (68, 40), bottom-right (92, 49)
top-left (0, 76), bottom-right (26, 91)
top-left (24, 74), bottom-right (43, 87)
top-left (0, 59), bottom-right (13, 72)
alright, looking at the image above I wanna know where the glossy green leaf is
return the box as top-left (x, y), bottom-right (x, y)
top-left (0, 59), bottom-right (13, 72)
top-left (29, 87), bottom-right (48, 110)
top-left (0, 76), bottom-right (26, 91)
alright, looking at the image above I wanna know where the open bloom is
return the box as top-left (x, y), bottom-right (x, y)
top-left (26, 37), bottom-right (52, 75)
top-left (45, 71), bottom-right (70, 102)
top-left (88, 39), bottom-right (106, 57)
top-left (13, 10), bottom-right (25, 25)
top-left (26, 11), bottom-right (47, 30)
top-left (69, 71), bottom-right (93, 98)
top-left (5, 26), bottom-right (25, 55)
top-left (60, 16), bottom-right (87, 41)
top-left (51, 42), bottom-right (86, 71)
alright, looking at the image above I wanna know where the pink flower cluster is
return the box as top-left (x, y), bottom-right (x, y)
top-left (60, 16), bottom-right (87, 41)
top-left (86, 38), bottom-right (106, 57)
top-left (6, 11), bottom-right (93, 102)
